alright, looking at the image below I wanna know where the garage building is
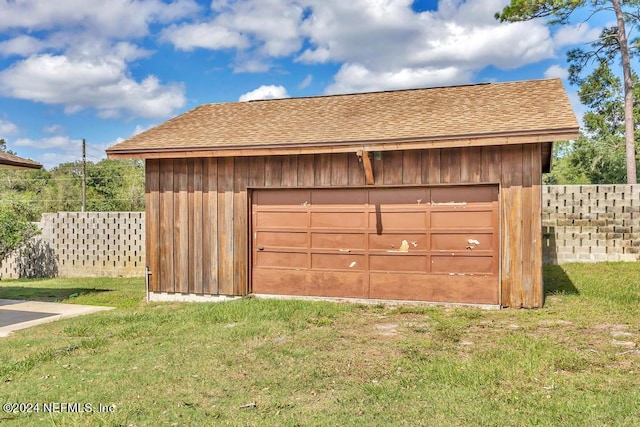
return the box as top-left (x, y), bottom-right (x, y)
top-left (107, 78), bottom-right (579, 308)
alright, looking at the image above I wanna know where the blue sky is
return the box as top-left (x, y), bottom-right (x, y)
top-left (0, 0), bottom-right (628, 169)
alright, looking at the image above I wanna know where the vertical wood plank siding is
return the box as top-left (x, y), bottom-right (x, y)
top-left (145, 143), bottom-right (545, 308)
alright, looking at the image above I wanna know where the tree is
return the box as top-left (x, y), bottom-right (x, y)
top-left (0, 201), bottom-right (39, 265)
top-left (496, 0), bottom-right (639, 184)
top-left (543, 61), bottom-right (640, 183)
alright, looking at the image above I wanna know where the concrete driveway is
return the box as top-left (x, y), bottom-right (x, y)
top-left (0, 299), bottom-right (114, 337)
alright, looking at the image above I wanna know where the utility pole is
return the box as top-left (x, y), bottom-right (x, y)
top-left (81, 138), bottom-right (86, 212)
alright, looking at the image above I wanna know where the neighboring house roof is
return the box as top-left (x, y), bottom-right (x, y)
top-left (0, 151), bottom-right (42, 170)
top-left (107, 78), bottom-right (579, 159)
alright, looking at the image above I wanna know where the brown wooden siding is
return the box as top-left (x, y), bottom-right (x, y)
top-left (145, 143), bottom-right (543, 308)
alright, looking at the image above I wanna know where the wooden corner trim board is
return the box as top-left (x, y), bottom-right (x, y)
top-left (106, 128), bottom-right (579, 160)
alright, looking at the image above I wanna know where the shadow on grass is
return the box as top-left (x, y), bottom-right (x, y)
top-left (0, 287), bottom-right (111, 303)
top-left (543, 265), bottom-right (579, 296)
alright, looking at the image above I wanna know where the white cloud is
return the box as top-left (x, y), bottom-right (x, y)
top-left (162, 22), bottom-right (250, 51)
top-left (544, 64), bottom-right (569, 80)
top-left (0, 51), bottom-right (186, 118)
top-left (163, 0), bottom-right (304, 71)
top-left (553, 23), bottom-right (602, 49)
top-left (159, 0), bottom-right (565, 91)
top-left (14, 135), bottom-right (76, 149)
top-left (13, 135), bottom-right (110, 169)
top-left (0, 0), bottom-right (199, 39)
top-left (0, 35), bottom-right (47, 57)
top-left (325, 63), bottom-right (472, 94)
top-left (0, 119), bottom-right (18, 135)
top-left (239, 85), bottom-right (289, 101)
top-left (43, 124), bottom-right (65, 134)
top-left (132, 124), bottom-right (155, 136)
top-left (299, 74), bottom-right (313, 89)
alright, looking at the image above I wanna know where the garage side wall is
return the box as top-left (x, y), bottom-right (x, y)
top-left (145, 143), bottom-right (543, 308)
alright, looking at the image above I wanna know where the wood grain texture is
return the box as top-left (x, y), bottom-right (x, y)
top-left (248, 156), bottom-right (265, 188)
top-left (264, 156), bottom-right (282, 187)
top-left (297, 154), bottom-right (315, 187)
top-left (234, 157), bottom-right (249, 295)
top-left (530, 144), bottom-right (543, 307)
top-left (159, 159), bottom-right (174, 293)
top-left (315, 154), bottom-right (332, 186)
top-left (441, 147), bottom-right (461, 183)
top-left (521, 145), bottom-right (533, 308)
top-left (203, 158), bottom-right (218, 294)
top-left (174, 158), bottom-right (189, 294)
top-left (349, 152), bottom-right (366, 186)
top-left (188, 159), bottom-right (195, 293)
top-left (145, 159), bottom-right (160, 291)
top-left (481, 146), bottom-right (501, 183)
top-left (420, 150), bottom-right (430, 185)
top-left (281, 155), bottom-right (298, 187)
top-left (383, 151), bottom-right (403, 185)
top-left (331, 153), bottom-right (349, 186)
top-left (402, 151), bottom-right (421, 184)
top-left (501, 145), bottom-right (523, 307)
top-left (373, 151), bottom-right (384, 185)
top-left (461, 146), bottom-right (482, 183)
top-left (218, 157), bottom-right (235, 295)
top-left (191, 159), bottom-right (204, 294)
top-left (428, 149), bottom-right (441, 184)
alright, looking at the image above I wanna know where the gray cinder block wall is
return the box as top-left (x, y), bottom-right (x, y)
top-left (542, 185), bottom-right (639, 264)
top-left (0, 186), bottom-right (638, 279)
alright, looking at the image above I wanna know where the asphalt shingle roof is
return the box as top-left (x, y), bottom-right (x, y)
top-left (0, 151), bottom-right (42, 169)
top-left (107, 78), bottom-right (578, 157)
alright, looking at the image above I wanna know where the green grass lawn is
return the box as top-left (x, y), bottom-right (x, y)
top-left (0, 263), bottom-right (639, 426)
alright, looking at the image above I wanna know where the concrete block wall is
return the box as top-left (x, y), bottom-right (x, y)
top-left (1, 212), bottom-right (144, 279)
top-left (542, 185), bottom-right (640, 264)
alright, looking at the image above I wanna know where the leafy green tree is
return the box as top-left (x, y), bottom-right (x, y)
top-left (543, 141), bottom-right (591, 184)
top-left (0, 201), bottom-right (39, 265)
top-left (543, 62), bottom-right (640, 183)
top-left (0, 138), bottom-right (15, 155)
top-left (496, 0), bottom-right (639, 184)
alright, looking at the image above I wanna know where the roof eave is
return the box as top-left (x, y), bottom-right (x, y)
top-left (0, 159), bottom-right (43, 170)
top-left (106, 128), bottom-right (579, 160)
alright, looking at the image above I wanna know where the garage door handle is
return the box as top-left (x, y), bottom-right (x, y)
top-left (258, 246), bottom-right (264, 251)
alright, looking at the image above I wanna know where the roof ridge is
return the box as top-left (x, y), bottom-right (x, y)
top-left (202, 77), bottom-right (562, 106)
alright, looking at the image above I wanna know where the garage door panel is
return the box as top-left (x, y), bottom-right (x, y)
top-left (311, 212), bottom-right (366, 229)
top-left (255, 212), bottom-right (308, 228)
top-left (311, 253), bottom-right (366, 270)
top-left (369, 254), bottom-right (427, 272)
top-left (431, 186), bottom-right (498, 204)
top-left (312, 233), bottom-right (365, 250)
top-left (255, 189), bottom-right (310, 206)
top-left (431, 233), bottom-right (494, 251)
top-left (430, 211), bottom-right (493, 229)
top-left (368, 211), bottom-right (427, 230)
top-left (257, 231), bottom-right (308, 248)
top-left (253, 268), bottom-right (367, 298)
top-left (252, 186), bottom-right (499, 305)
top-left (369, 273), bottom-right (498, 304)
top-left (312, 189), bottom-right (367, 205)
top-left (255, 251), bottom-right (307, 268)
top-left (369, 233), bottom-right (428, 250)
top-left (369, 188), bottom-right (428, 206)
top-left (431, 255), bottom-right (495, 274)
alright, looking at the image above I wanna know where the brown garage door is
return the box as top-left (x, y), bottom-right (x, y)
top-left (251, 186), bottom-right (499, 305)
